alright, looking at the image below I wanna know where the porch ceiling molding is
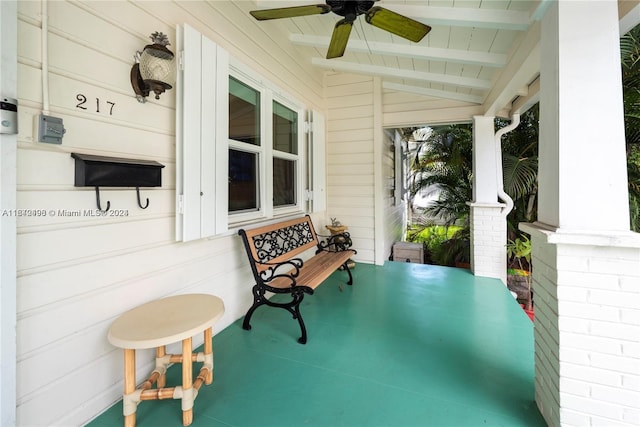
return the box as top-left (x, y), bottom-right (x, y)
top-left (311, 58), bottom-right (492, 90)
top-left (290, 34), bottom-right (508, 68)
top-left (379, 4), bottom-right (530, 30)
top-left (256, 1), bottom-right (531, 30)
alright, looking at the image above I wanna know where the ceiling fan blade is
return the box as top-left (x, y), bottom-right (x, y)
top-left (326, 19), bottom-right (353, 59)
top-left (250, 4), bottom-right (331, 21)
top-left (365, 6), bottom-right (431, 42)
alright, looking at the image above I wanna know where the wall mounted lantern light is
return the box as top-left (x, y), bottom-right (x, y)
top-left (130, 32), bottom-right (176, 103)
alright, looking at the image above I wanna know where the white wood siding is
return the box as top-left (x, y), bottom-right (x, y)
top-left (325, 73), bottom-right (376, 263)
top-left (381, 131), bottom-right (407, 262)
top-left (15, 1), bottom-right (325, 425)
top-left (382, 89), bottom-right (484, 127)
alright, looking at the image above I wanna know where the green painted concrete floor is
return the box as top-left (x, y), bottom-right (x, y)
top-left (88, 262), bottom-right (546, 427)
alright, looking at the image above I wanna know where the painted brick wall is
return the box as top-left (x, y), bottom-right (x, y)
top-left (470, 204), bottom-right (507, 282)
top-left (531, 233), bottom-right (640, 427)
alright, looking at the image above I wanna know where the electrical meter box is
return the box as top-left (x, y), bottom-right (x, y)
top-left (1, 97), bottom-right (18, 134)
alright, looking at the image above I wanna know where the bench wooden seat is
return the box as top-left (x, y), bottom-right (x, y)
top-left (238, 215), bottom-right (356, 344)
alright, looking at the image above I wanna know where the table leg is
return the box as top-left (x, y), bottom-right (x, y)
top-left (156, 346), bottom-right (166, 388)
top-left (124, 349), bottom-right (136, 427)
top-left (182, 337), bottom-right (193, 426)
top-left (204, 327), bottom-right (213, 384)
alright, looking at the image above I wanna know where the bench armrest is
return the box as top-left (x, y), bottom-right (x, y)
top-left (258, 258), bottom-right (304, 286)
top-left (316, 232), bottom-right (354, 253)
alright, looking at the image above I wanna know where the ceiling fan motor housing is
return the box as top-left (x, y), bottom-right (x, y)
top-left (326, 0), bottom-right (377, 20)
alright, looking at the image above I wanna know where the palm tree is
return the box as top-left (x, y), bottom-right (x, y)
top-left (410, 125), bottom-right (473, 225)
top-left (497, 104), bottom-right (539, 239)
top-left (407, 124), bottom-right (473, 265)
top-left (621, 25), bottom-right (640, 231)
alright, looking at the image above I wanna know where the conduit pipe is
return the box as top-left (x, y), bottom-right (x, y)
top-left (41, 0), bottom-right (50, 115)
top-left (494, 113), bottom-right (520, 217)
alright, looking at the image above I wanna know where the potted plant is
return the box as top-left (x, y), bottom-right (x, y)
top-left (506, 234), bottom-right (533, 320)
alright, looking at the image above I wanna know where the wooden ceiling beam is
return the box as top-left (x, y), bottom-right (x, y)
top-left (290, 34), bottom-right (507, 67)
top-left (372, 4), bottom-right (530, 30)
top-left (311, 58), bottom-right (491, 90)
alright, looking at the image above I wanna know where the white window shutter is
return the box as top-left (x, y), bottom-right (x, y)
top-left (214, 48), bottom-right (229, 234)
top-left (310, 110), bottom-right (326, 213)
top-left (177, 23), bottom-right (202, 242)
top-left (200, 35), bottom-right (217, 238)
top-left (176, 24), bottom-right (228, 242)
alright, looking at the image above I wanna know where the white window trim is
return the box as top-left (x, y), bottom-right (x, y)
top-left (272, 93), bottom-right (306, 217)
top-left (228, 60), bottom-right (306, 226)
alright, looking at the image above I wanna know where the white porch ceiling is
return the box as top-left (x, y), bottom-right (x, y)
top-left (237, 0), bottom-right (640, 117)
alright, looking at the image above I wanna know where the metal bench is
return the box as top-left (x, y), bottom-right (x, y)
top-left (238, 215), bottom-right (356, 344)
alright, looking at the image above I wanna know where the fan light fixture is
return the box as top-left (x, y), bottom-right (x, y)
top-left (131, 32), bottom-right (176, 103)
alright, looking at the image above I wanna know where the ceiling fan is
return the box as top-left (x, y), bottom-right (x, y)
top-left (250, 1), bottom-right (431, 59)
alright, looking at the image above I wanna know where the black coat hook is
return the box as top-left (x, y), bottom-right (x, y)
top-left (136, 187), bottom-right (149, 209)
top-left (95, 187), bottom-right (110, 212)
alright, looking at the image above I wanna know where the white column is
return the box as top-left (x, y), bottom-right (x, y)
top-left (538, 0), bottom-right (629, 232)
top-left (469, 115), bottom-right (507, 282)
top-left (530, 2), bottom-right (640, 426)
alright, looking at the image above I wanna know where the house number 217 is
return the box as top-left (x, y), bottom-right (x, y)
top-left (76, 94), bottom-right (115, 115)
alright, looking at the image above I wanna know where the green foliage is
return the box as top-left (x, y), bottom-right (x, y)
top-left (507, 268), bottom-right (530, 277)
top-left (407, 225), bottom-right (461, 251)
top-left (629, 146), bottom-right (640, 232)
top-left (410, 124), bottom-right (473, 227)
top-left (430, 227), bottom-right (470, 266)
top-left (407, 225), bottom-right (467, 266)
top-left (506, 234), bottom-right (532, 309)
top-left (622, 26), bottom-right (640, 231)
top-left (497, 105), bottom-right (539, 238)
top-left (506, 235), bottom-right (531, 266)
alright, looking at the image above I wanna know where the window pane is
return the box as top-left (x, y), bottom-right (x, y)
top-left (229, 77), bottom-right (260, 146)
top-left (229, 149), bottom-right (259, 212)
top-left (273, 101), bottom-right (297, 154)
top-left (273, 158), bottom-right (295, 207)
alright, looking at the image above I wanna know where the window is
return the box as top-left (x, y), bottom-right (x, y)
top-left (227, 69), bottom-right (303, 221)
top-left (229, 77), bottom-right (261, 213)
top-left (229, 149), bottom-right (259, 212)
top-left (273, 101), bottom-right (297, 154)
top-left (273, 157), bottom-right (295, 206)
top-left (272, 101), bottom-right (298, 208)
top-left (229, 77), bottom-right (260, 146)
top-left (176, 24), bottom-right (326, 242)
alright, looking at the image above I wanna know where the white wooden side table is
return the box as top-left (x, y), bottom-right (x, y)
top-left (108, 294), bottom-right (225, 427)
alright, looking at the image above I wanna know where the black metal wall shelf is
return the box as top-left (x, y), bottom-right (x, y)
top-left (71, 153), bottom-right (165, 211)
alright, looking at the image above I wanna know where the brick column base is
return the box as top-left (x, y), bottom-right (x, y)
top-left (469, 202), bottom-right (507, 283)
top-left (521, 223), bottom-right (640, 427)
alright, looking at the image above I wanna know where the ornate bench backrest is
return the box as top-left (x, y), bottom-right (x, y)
top-left (238, 216), bottom-right (320, 275)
